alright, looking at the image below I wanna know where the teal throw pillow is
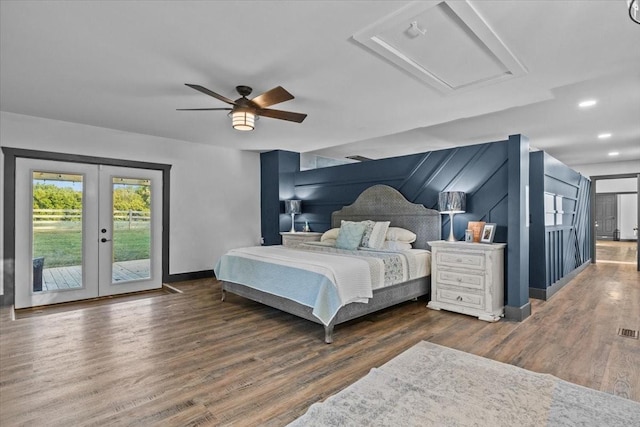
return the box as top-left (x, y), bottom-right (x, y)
top-left (335, 221), bottom-right (366, 250)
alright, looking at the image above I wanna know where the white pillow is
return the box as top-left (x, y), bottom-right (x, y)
top-left (321, 228), bottom-right (340, 242)
top-left (382, 241), bottom-right (413, 251)
top-left (363, 221), bottom-right (390, 249)
top-left (359, 220), bottom-right (376, 248)
top-left (385, 227), bottom-right (417, 243)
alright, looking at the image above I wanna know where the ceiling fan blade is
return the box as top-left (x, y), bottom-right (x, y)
top-left (185, 84), bottom-right (236, 105)
top-left (251, 86), bottom-right (294, 108)
top-left (258, 108), bottom-right (307, 123)
top-left (177, 108), bottom-right (233, 111)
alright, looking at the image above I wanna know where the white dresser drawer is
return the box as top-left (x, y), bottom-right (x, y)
top-left (437, 288), bottom-right (484, 309)
top-left (437, 252), bottom-right (485, 270)
top-left (437, 270), bottom-right (484, 290)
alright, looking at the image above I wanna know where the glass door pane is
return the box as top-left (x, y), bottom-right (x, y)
top-left (32, 172), bottom-right (84, 292)
top-left (111, 177), bottom-right (152, 283)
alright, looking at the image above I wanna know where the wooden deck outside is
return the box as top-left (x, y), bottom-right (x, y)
top-left (40, 259), bottom-right (150, 291)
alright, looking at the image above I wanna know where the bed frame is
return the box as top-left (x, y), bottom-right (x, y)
top-left (221, 185), bottom-right (441, 343)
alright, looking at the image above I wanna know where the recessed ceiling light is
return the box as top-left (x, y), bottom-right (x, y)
top-left (608, 151), bottom-right (619, 156)
top-left (578, 99), bottom-right (597, 108)
top-left (598, 133), bottom-right (612, 139)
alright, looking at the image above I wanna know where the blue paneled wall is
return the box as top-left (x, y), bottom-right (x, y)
top-left (273, 141), bottom-right (509, 241)
top-left (261, 135), bottom-right (532, 320)
top-left (529, 151), bottom-right (591, 299)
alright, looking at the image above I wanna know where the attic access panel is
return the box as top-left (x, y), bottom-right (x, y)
top-left (353, 0), bottom-right (527, 94)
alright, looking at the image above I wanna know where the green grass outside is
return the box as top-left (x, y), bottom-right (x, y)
top-left (33, 222), bottom-right (150, 268)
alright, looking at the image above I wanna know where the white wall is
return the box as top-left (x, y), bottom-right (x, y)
top-left (596, 177), bottom-right (638, 193)
top-left (619, 193), bottom-right (638, 240)
top-left (1, 112), bottom-right (261, 295)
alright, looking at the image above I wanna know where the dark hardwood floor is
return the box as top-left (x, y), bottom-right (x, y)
top-left (1, 262), bottom-right (638, 426)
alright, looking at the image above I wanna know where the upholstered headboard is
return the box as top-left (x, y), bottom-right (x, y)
top-left (331, 185), bottom-right (441, 250)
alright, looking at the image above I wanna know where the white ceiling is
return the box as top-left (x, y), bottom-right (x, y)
top-left (1, 0), bottom-right (639, 168)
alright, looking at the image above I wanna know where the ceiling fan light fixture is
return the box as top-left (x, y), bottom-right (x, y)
top-left (182, 83), bottom-right (305, 129)
top-left (232, 110), bottom-right (255, 131)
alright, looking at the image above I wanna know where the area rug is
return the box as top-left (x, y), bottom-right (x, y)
top-left (288, 341), bottom-right (640, 426)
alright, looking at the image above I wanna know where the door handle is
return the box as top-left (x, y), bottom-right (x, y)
top-left (101, 238), bottom-right (111, 243)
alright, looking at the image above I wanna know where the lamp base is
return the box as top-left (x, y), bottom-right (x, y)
top-left (447, 212), bottom-right (457, 242)
top-left (290, 213), bottom-right (296, 233)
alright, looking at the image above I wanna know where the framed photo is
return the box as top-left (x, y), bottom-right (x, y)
top-left (480, 223), bottom-right (496, 243)
top-left (464, 229), bottom-right (473, 242)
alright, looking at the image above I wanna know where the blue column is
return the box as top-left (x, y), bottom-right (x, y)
top-left (506, 134), bottom-right (531, 320)
top-left (260, 150), bottom-right (299, 245)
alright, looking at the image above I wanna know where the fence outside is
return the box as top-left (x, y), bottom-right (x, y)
top-left (33, 209), bottom-right (150, 229)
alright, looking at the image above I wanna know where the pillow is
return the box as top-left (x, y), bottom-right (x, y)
top-left (335, 221), bottom-right (366, 250)
top-left (321, 228), bottom-right (340, 242)
top-left (385, 227), bottom-right (417, 243)
top-left (382, 241), bottom-right (413, 251)
top-left (359, 220), bottom-right (375, 247)
top-left (362, 221), bottom-right (390, 249)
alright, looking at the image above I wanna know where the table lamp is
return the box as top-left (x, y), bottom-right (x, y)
top-left (285, 200), bottom-right (302, 233)
top-left (439, 191), bottom-right (466, 242)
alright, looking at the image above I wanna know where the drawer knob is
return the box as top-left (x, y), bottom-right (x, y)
top-left (456, 296), bottom-right (463, 301)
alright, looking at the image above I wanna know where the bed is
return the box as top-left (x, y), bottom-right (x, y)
top-left (215, 185), bottom-right (441, 343)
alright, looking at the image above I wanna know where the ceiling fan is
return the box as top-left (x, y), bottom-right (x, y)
top-left (178, 84), bottom-right (307, 131)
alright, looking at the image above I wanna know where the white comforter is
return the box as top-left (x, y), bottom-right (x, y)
top-left (222, 246), bottom-right (375, 306)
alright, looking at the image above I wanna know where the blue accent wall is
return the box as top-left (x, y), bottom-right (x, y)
top-left (529, 151), bottom-right (591, 299)
top-left (260, 135), bottom-right (532, 319)
top-left (260, 150), bottom-right (300, 246)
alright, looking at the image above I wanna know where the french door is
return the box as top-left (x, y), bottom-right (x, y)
top-left (14, 159), bottom-right (163, 309)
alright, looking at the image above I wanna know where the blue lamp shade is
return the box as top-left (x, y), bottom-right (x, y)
top-left (438, 191), bottom-right (466, 241)
top-left (438, 191), bottom-right (466, 213)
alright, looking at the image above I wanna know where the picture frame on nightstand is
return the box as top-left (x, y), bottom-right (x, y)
top-left (464, 229), bottom-right (473, 242)
top-left (480, 223), bottom-right (496, 243)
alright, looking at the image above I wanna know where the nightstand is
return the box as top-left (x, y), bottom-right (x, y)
top-left (280, 232), bottom-right (323, 248)
top-left (427, 240), bottom-right (506, 322)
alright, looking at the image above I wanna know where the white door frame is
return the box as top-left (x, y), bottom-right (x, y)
top-left (15, 160), bottom-right (164, 308)
top-left (590, 173), bottom-right (640, 270)
top-left (15, 158), bottom-right (100, 308)
top-left (98, 165), bottom-right (163, 296)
